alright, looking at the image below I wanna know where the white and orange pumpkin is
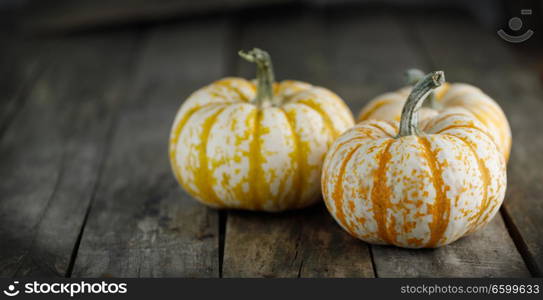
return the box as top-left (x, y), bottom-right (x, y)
top-left (358, 69), bottom-right (512, 161)
top-left (170, 48), bottom-right (354, 211)
top-left (322, 71), bottom-right (506, 248)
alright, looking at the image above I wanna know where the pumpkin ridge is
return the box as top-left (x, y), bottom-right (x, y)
top-left (358, 98), bottom-right (396, 121)
top-left (450, 99), bottom-right (503, 122)
top-left (443, 134), bottom-right (491, 234)
top-left (443, 90), bottom-right (503, 120)
top-left (318, 87), bottom-right (354, 119)
top-left (422, 113), bottom-right (468, 131)
top-left (194, 107), bottom-right (227, 206)
top-left (382, 120), bottom-right (399, 130)
top-left (325, 127), bottom-right (378, 177)
top-left (169, 103), bottom-right (222, 191)
top-left (213, 78), bottom-right (253, 102)
top-left (332, 143), bottom-right (363, 235)
top-left (279, 107), bottom-right (304, 209)
top-left (370, 139), bottom-right (395, 244)
top-left (460, 105), bottom-right (499, 130)
top-left (294, 100), bottom-right (339, 141)
top-left (248, 109), bottom-right (263, 210)
top-left (367, 122), bottom-right (395, 138)
top-left (460, 104), bottom-right (510, 159)
top-left (419, 136), bottom-right (451, 247)
top-left (322, 129), bottom-right (376, 209)
top-left (434, 124), bottom-right (496, 146)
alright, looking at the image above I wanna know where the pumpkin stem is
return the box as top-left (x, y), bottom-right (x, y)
top-left (397, 71), bottom-right (445, 137)
top-left (405, 68), bottom-right (437, 108)
top-left (239, 48), bottom-right (276, 107)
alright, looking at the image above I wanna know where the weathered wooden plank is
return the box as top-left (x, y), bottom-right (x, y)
top-left (224, 210), bottom-right (306, 278)
top-left (298, 205), bottom-right (375, 278)
top-left (225, 204), bottom-right (373, 278)
top-left (71, 20), bottom-right (230, 277)
top-left (0, 34), bottom-right (48, 137)
top-left (0, 32), bottom-right (139, 276)
top-left (412, 12), bottom-right (543, 277)
top-left (373, 214), bottom-right (528, 277)
top-left (222, 10), bottom-right (374, 278)
top-left (367, 12), bottom-right (530, 277)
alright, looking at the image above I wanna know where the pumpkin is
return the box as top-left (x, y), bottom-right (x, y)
top-left (322, 71), bottom-right (506, 248)
top-left (358, 69), bottom-right (512, 161)
top-left (170, 48), bottom-right (354, 211)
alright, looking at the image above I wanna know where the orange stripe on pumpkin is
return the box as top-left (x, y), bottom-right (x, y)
top-left (368, 122), bottom-right (395, 138)
top-left (326, 128), bottom-right (377, 174)
top-left (444, 134), bottom-right (491, 233)
top-left (280, 108), bottom-right (304, 209)
top-left (295, 100), bottom-right (339, 140)
top-left (194, 107), bottom-right (227, 206)
top-left (434, 124), bottom-right (496, 147)
top-left (382, 120), bottom-right (399, 130)
top-left (332, 144), bottom-right (363, 235)
top-left (213, 78), bottom-right (253, 102)
top-left (248, 110), bottom-right (263, 210)
top-left (423, 113), bottom-right (469, 131)
top-left (170, 103), bottom-right (220, 192)
top-left (457, 105), bottom-right (508, 157)
top-left (419, 137), bottom-right (451, 247)
top-left (370, 139), bottom-right (395, 244)
top-left (358, 98), bottom-right (396, 121)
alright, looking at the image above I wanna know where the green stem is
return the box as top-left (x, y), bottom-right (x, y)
top-left (397, 71), bottom-right (445, 137)
top-left (405, 68), bottom-right (437, 107)
top-left (239, 48), bottom-right (275, 107)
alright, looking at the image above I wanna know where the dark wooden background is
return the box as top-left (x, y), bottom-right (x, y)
top-left (1, 0), bottom-right (542, 277)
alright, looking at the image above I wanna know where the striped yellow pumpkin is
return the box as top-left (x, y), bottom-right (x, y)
top-left (322, 71), bottom-right (506, 248)
top-left (358, 69), bottom-right (512, 161)
top-left (170, 48), bottom-right (354, 211)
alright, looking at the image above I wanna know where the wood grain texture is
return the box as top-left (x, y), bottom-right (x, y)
top-left (373, 213), bottom-right (529, 277)
top-left (224, 204), bottom-right (373, 278)
top-left (326, 10), bottom-right (529, 277)
top-left (411, 12), bottom-right (543, 276)
top-left (71, 20), bottom-right (230, 277)
top-left (0, 34), bottom-right (49, 137)
top-left (222, 10), bottom-right (374, 278)
top-left (0, 32), bottom-right (139, 276)
top-left (296, 205), bottom-right (375, 278)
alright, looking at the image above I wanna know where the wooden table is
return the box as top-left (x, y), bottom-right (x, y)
top-left (1, 7), bottom-right (542, 278)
